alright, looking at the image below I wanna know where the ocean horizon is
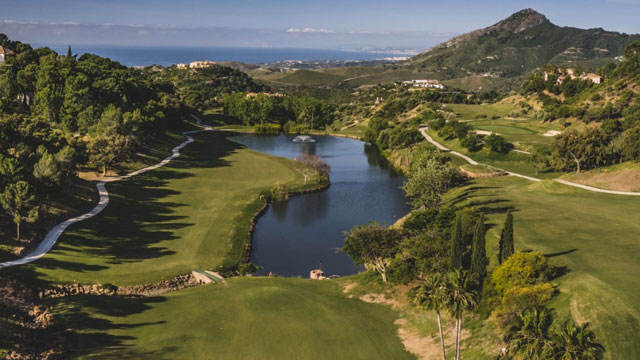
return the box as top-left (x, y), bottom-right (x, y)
top-left (39, 44), bottom-right (411, 67)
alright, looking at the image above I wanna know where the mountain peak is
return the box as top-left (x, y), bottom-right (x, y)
top-left (496, 8), bottom-right (549, 33)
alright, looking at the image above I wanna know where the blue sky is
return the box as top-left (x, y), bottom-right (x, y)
top-left (1, 0), bottom-right (639, 49)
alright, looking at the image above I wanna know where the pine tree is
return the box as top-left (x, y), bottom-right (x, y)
top-left (449, 214), bottom-right (462, 270)
top-left (499, 210), bottom-right (514, 263)
top-left (67, 45), bottom-right (72, 58)
top-left (471, 214), bottom-right (487, 281)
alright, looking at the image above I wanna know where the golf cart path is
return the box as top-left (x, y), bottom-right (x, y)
top-left (419, 127), bottom-right (640, 196)
top-left (0, 116), bottom-right (212, 268)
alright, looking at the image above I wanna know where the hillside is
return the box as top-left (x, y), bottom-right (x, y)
top-left (254, 9), bottom-right (640, 91)
top-left (409, 8), bottom-right (640, 78)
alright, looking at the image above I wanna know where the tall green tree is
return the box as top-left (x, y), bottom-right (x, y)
top-left (551, 128), bottom-right (609, 174)
top-left (343, 223), bottom-right (400, 283)
top-left (447, 269), bottom-right (477, 360)
top-left (471, 214), bottom-right (487, 282)
top-left (32, 54), bottom-right (63, 122)
top-left (449, 214), bottom-right (463, 270)
top-left (413, 274), bottom-right (448, 360)
top-left (0, 181), bottom-right (39, 241)
top-left (499, 210), bottom-right (514, 264)
top-left (402, 154), bottom-right (460, 209)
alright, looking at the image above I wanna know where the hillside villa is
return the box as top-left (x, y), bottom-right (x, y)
top-left (543, 68), bottom-right (602, 84)
top-left (0, 46), bottom-right (15, 63)
top-left (402, 79), bottom-right (445, 89)
top-left (189, 60), bottom-right (216, 69)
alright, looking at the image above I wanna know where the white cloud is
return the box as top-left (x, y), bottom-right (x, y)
top-left (286, 27), bottom-right (332, 33)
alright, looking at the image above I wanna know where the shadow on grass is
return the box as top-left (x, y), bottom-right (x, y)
top-left (4, 132), bottom-right (245, 286)
top-left (51, 294), bottom-right (177, 359)
top-left (545, 248), bottom-right (578, 258)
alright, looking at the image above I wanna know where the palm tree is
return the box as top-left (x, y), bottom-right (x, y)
top-left (446, 269), bottom-right (477, 360)
top-left (552, 319), bottom-right (605, 360)
top-left (505, 307), bottom-right (555, 359)
top-left (413, 273), bottom-right (448, 360)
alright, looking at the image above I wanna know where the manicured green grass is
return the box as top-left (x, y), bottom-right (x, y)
top-left (425, 128), bottom-right (559, 179)
top-left (447, 103), bottom-right (563, 151)
top-left (50, 277), bottom-right (415, 360)
top-left (9, 132), bottom-right (312, 286)
top-left (448, 176), bottom-right (640, 359)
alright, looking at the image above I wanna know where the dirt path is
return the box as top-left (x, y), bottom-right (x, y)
top-left (0, 117), bottom-right (213, 268)
top-left (419, 127), bottom-right (640, 195)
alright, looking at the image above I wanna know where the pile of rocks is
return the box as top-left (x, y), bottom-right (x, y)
top-left (39, 273), bottom-right (198, 299)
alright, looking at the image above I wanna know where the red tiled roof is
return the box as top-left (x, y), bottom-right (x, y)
top-left (0, 46), bottom-right (15, 55)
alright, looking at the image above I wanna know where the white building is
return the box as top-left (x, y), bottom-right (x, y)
top-left (189, 60), bottom-right (216, 69)
top-left (0, 46), bottom-right (15, 63)
top-left (402, 79), bottom-right (445, 89)
top-left (176, 63), bottom-right (187, 69)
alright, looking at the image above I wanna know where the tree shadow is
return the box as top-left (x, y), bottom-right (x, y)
top-left (5, 132), bottom-right (246, 285)
top-left (50, 294), bottom-right (178, 359)
top-left (545, 248), bottom-right (578, 258)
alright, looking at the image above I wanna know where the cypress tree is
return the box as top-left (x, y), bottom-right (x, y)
top-left (66, 45), bottom-right (72, 58)
top-left (499, 210), bottom-right (514, 264)
top-left (449, 214), bottom-right (462, 270)
top-left (471, 214), bottom-right (487, 281)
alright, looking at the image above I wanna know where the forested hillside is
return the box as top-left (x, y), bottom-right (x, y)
top-left (410, 9), bottom-right (640, 78)
top-left (0, 34), bottom-right (263, 254)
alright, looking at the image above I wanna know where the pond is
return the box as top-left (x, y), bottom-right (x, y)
top-left (230, 134), bottom-right (410, 277)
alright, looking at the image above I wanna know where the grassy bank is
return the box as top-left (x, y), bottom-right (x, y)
top-left (448, 176), bottom-right (640, 358)
top-left (50, 277), bottom-right (415, 360)
top-left (7, 131), bottom-right (314, 286)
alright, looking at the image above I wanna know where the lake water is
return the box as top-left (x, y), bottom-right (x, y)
top-left (229, 134), bottom-right (410, 277)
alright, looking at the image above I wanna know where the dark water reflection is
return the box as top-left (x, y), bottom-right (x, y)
top-left (229, 134), bottom-right (410, 277)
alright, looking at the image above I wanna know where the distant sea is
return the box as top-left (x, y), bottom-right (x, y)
top-left (43, 45), bottom-right (409, 67)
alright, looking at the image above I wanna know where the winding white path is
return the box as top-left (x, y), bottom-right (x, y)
top-left (419, 127), bottom-right (640, 195)
top-left (0, 117), bottom-right (212, 268)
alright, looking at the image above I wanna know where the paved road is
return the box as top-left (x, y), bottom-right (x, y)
top-left (419, 127), bottom-right (640, 195)
top-left (0, 117), bottom-right (213, 268)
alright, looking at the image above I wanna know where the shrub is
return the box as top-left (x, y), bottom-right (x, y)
top-left (429, 117), bottom-right (446, 130)
top-left (270, 182), bottom-right (288, 201)
top-left (485, 134), bottom-right (513, 154)
top-left (437, 125), bottom-right (456, 140)
top-left (461, 135), bottom-right (483, 152)
top-left (254, 123), bottom-right (281, 134)
top-left (492, 251), bottom-right (553, 294)
top-left (387, 258), bottom-right (416, 284)
top-left (500, 283), bottom-right (555, 316)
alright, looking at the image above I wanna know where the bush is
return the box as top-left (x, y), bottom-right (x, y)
top-left (270, 182), bottom-right (288, 201)
top-left (237, 262), bottom-right (262, 275)
top-left (429, 117), bottom-right (446, 131)
top-left (402, 206), bottom-right (455, 233)
top-left (484, 134), bottom-right (512, 154)
top-left (437, 125), bottom-right (456, 140)
top-left (387, 258), bottom-right (416, 284)
top-left (461, 135), bottom-right (484, 152)
top-left (254, 123), bottom-right (281, 134)
top-left (492, 251), bottom-right (553, 294)
top-left (499, 283), bottom-right (554, 316)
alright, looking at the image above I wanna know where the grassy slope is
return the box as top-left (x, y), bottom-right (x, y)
top-left (561, 162), bottom-right (640, 192)
top-left (448, 176), bottom-right (640, 359)
top-left (9, 131), bottom-right (311, 286)
top-left (447, 102), bottom-right (563, 150)
top-left (425, 128), bottom-right (557, 178)
top-left (51, 277), bottom-right (415, 360)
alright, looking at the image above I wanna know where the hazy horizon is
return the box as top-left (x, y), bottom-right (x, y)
top-left (2, 0), bottom-right (640, 50)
